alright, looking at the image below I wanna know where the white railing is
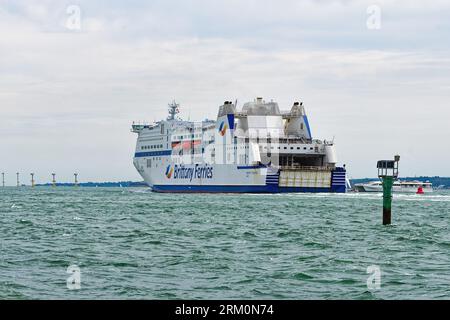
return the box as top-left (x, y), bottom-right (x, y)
top-left (279, 165), bottom-right (333, 171)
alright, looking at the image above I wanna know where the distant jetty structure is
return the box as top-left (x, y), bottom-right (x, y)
top-left (0, 171), bottom-right (90, 187)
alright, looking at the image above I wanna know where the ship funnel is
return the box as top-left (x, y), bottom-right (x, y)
top-left (290, 101), bottom-right (305, 116)
top-left (256, 97), bottom-right (263, 104)
top-left (217, 100), bottom-right (236, 117)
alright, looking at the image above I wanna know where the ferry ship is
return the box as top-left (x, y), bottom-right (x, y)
top-left (354, 180), bottom-right (433, 193)
top-left (131, 98), bottom-right (346, 193)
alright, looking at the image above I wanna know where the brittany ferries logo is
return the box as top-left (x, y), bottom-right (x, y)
top-left (165, 165), bottom-right (174, 179)
top-left (165, 164), bottom-right (213, 181)
top-left (218, 121), bottom-right (228, 136)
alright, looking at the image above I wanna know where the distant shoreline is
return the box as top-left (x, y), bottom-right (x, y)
top-left (34, 181), bottom-right (148, 188)
top-left (26, 176), bottom-right (449, 189)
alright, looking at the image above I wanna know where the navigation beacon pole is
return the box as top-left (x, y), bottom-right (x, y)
top-left (16, 172), bottom-right (20, 187)
top-left (31, 173), bottom-right (35, 188)
top-left (1, 172), bottom-right (4, 187)
top-left (74, 173), bottom-right (78, 187)
top-left (377, 155), bottom-right (400, 225)
top-left (52, 173), bottom-right (56, 187)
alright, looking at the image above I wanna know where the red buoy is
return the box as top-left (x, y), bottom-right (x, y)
top-left (416, 186), bottom-right (424, 194)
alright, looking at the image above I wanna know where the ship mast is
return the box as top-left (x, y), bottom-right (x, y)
top-left (167, 100), bottom-right (180, 121)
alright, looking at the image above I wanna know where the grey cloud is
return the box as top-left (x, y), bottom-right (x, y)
top-left (0, 0), bottom-right (449, 184)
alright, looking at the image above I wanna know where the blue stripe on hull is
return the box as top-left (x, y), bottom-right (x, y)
top-left (152, 184), bottom-right (344, 193)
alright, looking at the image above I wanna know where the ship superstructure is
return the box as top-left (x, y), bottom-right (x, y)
top-left (131, 98), bottom-right (346, 193)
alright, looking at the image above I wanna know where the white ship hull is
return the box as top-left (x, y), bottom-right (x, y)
top-left (134, 159), bottom-right (346, 193)
top-left (355, 182), bottom-right (433, 193)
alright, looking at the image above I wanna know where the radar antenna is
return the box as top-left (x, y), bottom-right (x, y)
top-left (167, 100), bottom-right (180, 121)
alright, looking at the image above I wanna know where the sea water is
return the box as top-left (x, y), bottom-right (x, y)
top-left (0, 187), bottom-right (449, 299)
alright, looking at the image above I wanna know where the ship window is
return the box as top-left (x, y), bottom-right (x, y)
top-left (304, 147), bottom-right (307, 150)
top-left (284, 147), bottom-right (287, 149)
top-left (147, 159), bottom-right (151, 168)
top-left (290, 147), bottom-right (294, 150)
top-left (297, 147), bottom-right (300, 149)
top-left (310, 147), bottom-right (313, 150)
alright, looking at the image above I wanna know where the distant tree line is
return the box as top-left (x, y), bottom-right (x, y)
top-left (36, 181), bottom-right (148, 187)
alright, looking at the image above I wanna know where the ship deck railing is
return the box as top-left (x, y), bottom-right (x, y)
top-left (278, 165), bottom-right (335, 171)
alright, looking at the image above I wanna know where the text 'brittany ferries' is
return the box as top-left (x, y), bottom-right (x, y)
top-left (172, 164), bottom-right (213, 182)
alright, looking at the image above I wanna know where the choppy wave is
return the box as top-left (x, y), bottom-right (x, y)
top-left (0, 187), bottom-right (449, 299)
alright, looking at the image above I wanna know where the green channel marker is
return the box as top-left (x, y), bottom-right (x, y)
top-left (377, 155), bottom-right (400, 225)
top-left (382, 176), bottom-right (394, 225)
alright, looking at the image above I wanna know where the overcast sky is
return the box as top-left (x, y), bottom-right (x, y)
top-left (1, 0), bottom-right (449, 184)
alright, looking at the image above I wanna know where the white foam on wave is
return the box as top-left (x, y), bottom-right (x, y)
top-left (262, 191), bottom-right (450, 202)
top-left (126, 188), bottom-right (152, 194)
